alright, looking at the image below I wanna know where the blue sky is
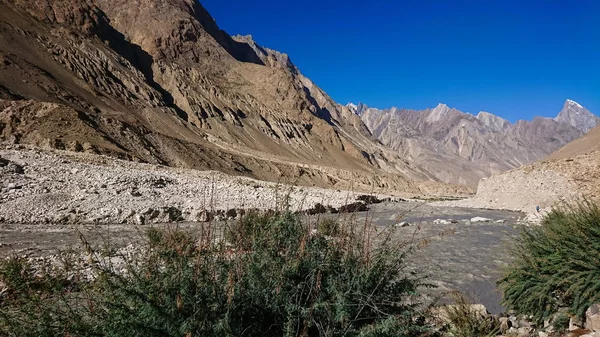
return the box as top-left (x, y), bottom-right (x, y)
top-left (201, 0), bottom-right (599, 122)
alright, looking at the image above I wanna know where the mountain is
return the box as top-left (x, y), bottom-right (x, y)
top-left (555, 99), bottom-right (599, 133)
top-left (353, 100), bottom-right (597, 186)
top-left (450, 125), bottom-right (600, 212)
top-left (0, 0), bottom-right (471, 196)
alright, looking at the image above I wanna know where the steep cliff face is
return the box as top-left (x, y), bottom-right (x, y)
top-left (356, 100), bottom-right (597, 186)
top-left (0, 0), bottom-right (471, 196)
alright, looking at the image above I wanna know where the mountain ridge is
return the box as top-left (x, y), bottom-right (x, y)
top-left (350, 100), bottom-right (598, 186)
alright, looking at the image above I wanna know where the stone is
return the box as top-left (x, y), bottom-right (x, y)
top-left (538, 332), bottom-right (549, 337)
top-left (500, 317), bottom-right (512, 332)
top-left (433, 219), bottom-right (451, 225)
top-left (196, 210), bottom-right (211, 223)
top-left (471, 217), bottom-right (492, 222)
top-left (586, 304), bottom-right (600, 332)
top-left (141, 208), bottom-right (159, 220)
top-left (570, 316), bottom-right (584, 331)
top-left (133, 213), bottom-right (145, 225)
top-left (395, 221), bottom-right (410, 227)
top-left (517, 326), bottom-right (533, 336)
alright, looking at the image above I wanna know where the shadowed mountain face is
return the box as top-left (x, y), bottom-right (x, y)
top-left (352, 100), bottom-right (598, 186)
top-left (0, 0), bottom-right (474, 196)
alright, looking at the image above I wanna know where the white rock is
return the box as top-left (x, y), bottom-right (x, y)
top-left (433, 219), bottom-right (451, 225)
top-left (395, 221), bottom-right (410, 227)
top-left (586, 304), bottom-right (600, 332)
top-left (133, 214), bottom-right (145, 226)
top-left (470, 217), bottom-right (492, 223)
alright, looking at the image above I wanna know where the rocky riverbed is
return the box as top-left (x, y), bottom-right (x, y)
top-left (0, 145), bottom-right (529, 315)
top-left (0, 145), bottom-right (398, 225)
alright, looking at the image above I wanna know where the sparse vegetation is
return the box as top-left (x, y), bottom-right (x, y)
top-left (317, 217), bottom-right (339, 236)
top-left (441, 292), bottom-right (500, 337)
top-left (499, 201), bottom-right (600, 324)
top-left (0, 212), bottom-right (435, 337)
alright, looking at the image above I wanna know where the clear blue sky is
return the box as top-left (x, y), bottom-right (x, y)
top-left (201, 0), bottom-right (599, 122)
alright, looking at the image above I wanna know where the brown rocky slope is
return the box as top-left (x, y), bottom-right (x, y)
top-left (445, 125), bottom-right (600, 213)
top-left (0, 0), bottom-right (469, 197)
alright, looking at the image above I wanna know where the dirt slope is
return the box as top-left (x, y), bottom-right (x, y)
top-left (546, 125), bottom-right (600, 160)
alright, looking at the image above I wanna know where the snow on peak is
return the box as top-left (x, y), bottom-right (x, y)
top-left (347, 103), bottom-right (358, 110)
top-left (566, 99), bottom-right (583, 109)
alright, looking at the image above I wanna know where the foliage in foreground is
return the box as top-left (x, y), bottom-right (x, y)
top-left (441, 292), bottom-right (499, 337)
top-left (499, 201), bottom-right (600, 324)
top-left (0, 212), bottom-right (434, 337)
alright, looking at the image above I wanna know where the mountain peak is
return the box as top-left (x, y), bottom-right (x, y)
top-left (476, 111), bottom-right (510, 132)
top-left (426, 103), bottom-right (452, 123)
top-left (346, 102), bottom-right (369, 116)
top-left (555, 99), bottom-right (598, 133)
top-left (565, 99), bottom-right (583, 109)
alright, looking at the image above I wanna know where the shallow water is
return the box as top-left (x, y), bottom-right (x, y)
top-left (0, 201), bottom-right (523, 314)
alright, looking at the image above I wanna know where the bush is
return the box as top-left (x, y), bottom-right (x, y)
top-left (0, 212), bottom-right (434, 337)
top-left (317, 217), bottom-right (339, 236)
top-left (498, 201), bottom-right (600, 324)
top-left (440, 292), bottom-right (499, 337)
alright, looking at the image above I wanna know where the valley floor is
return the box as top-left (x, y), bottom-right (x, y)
top-left (0, 145), bottom-right (526, 313)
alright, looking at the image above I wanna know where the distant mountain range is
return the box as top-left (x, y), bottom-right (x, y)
top-left (349, 99), bottom-right (598, 186)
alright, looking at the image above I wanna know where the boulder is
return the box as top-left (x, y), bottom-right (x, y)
top-left (196, 210), bottom-right (211, 223)
top-left (571, 316), bottom-right (584, 331)
top-left (133, 213), bottom-right (145, 226)
top-left (586, 304), bottom-right (600, 332)
top-left (499, 317), bottom-right (512, 333)
top-left (471, 216), bottom-right (492, 223)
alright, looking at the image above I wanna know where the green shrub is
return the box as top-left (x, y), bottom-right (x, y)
top-left (0, 212), bottom-right (434, 337)
top-left (498, 201), bottom-right (600, 324)
top-left (441, 292), bottom-right (500, 337)
top-left (551, 313), bottom-right (570, 333)
top-left (317, 217), bottom-right (339, 236)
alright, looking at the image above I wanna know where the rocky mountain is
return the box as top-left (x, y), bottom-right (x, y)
top-left (353, 100), bottom-right (597, 186)
top-left (555, 99), bottom-right (599, 133)
top-left (0, 0), bottom-right (471, 197)
top-left (448, 126), bottom-right (600, 213)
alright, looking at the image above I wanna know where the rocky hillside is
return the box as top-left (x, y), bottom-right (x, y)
top-left (445, 125), bottom-right (600, 213)
top-left (352, 100), bottom-right (598, 186)
top-left (0, 0), bottom-right (471, 196)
